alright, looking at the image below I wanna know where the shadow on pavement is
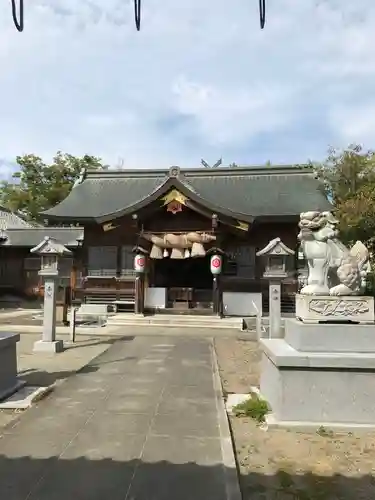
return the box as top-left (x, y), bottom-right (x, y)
top-left (18, 357), bottom-right (139, 388)
top-left (17, 365), bottom-right (101, 387)
top-left (0, 454), bottom-right (373, 499)
top-left (63, 336), bottom-right (135, 350)
top-left (17, 334), bottom-right (136, 387)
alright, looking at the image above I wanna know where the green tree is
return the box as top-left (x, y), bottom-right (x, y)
top-left (0, 151), bottom-right (107, 222)
top-left (316, 144), bottom-right (375, 250)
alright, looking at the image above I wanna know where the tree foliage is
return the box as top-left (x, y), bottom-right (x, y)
top-left (316, 144), bottom-right (375, 250)
top-left (0, 152), bottom-right (107, 222)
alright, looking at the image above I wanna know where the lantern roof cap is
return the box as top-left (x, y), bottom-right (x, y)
top-left (30, 236), bottom-right (72, 256)
top-left (256, 237), bottom-right (295, 257)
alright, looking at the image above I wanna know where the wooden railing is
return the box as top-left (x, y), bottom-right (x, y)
top-left (73, 276), bottom-right (135, 305)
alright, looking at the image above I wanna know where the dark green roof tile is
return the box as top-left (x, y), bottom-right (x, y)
top-left (43, 176), bottom-right (165, 220)
top-left (2, 228), bottom-right (84, 247)
top-left (43, 165), bottom-right (331, 221)
top-left (186, 173), bottom-right (329, 216)
top-left (0, 207), bottom-right (34, 229)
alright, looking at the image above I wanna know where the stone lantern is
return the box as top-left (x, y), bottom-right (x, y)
top-left (256, 238), bottom-right (295, 338)
top-left (30, 236), bottom-right (72, 353)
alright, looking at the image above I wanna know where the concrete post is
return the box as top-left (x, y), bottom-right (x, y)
top-left (269, 280), bottom-right (282, 338)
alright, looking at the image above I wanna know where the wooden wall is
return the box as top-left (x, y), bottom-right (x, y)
top-left (80, 212), bottom-right (299, 294)
top-left (0, 213), bottom-right (298, 304)
top-left (0, 246), bottom-right (82, 299)
top-left (0, 247), bottom-right (25, 292)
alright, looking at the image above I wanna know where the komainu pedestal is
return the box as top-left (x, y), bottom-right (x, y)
top-left (260, 319), bottom-right (375, 429)
top-left (259, 211), bottom-right (375, 430)
top-left (296, 294), bottom-right (374, 324)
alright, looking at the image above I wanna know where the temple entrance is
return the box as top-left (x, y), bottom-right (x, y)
top-left (153, 256), bottom-right (213, 311)
top-left (154, 255), bottom-right (212, 288)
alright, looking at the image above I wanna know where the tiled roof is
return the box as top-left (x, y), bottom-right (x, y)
top-left (0, 207), bottom-right (34, 229)
top-left (42, 165), bottom-right (332, 221)
top-left (1, 227), bottom-right (84, 247)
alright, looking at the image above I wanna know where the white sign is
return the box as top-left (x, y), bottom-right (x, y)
top-left (210, 254), bottom-right (222, 275)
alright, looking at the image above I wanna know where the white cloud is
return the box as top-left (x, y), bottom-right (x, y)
top-left (171, 77), bottom-right (296, 146)
top-left (0, 0), bottom-right (374, 176)
top-left (329, 104), bottom-right (375, 146)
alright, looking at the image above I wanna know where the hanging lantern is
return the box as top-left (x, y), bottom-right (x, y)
top-left (210, 254), bottom-right (222, 275)
top-left (134, 254), bottom-right (146, 273)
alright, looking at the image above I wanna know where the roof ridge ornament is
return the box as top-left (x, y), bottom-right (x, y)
top-left (169, 166), bottom-right (181, 178)
top-left (72, 168), bottom-right (87, 188)
top-left (201, 158), bottom-right (222, 169)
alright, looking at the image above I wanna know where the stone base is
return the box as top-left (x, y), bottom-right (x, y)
top-left (0, 332), bottom-right (21, 399)
top-left (295, 293), bottom-right (374, 324)
top-left (265, 413), bottom-right (375, 432)
top-left (77, 304), bottom-right (113, 315)
top-left (0, 379), bottom-right (26, 402)
top-left (0, 385), bottom-right (52, 409)
top-left (260, 338), bottom-right (375, 426)
top-left (33, 339), bottom-right (64, 353)
top-left (285, 318), bottom-right (375, 353)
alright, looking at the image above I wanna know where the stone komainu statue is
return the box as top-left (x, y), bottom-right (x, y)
top-left (298, 211), bottom-right (371, 296)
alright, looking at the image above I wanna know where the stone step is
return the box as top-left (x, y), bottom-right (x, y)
top-left (245, 316), bottom-right (288, 327)
top-left (107, 314), bottom-right (244, 330)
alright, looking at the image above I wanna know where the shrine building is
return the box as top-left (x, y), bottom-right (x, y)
top-left (34, 164), bottom-right (330, 315)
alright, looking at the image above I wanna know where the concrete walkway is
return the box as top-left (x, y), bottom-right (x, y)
top-left (0, 335), bottom-right (239, 500)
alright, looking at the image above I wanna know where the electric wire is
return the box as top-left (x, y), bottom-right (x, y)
top-left (9, 0), bottom-right (264, 33)
top-left (259, 0), bottom-right (266, 29)
top-left (134, 0), bottom-right (141, 31)
top-left (11, 0), bottom-right (24, 32)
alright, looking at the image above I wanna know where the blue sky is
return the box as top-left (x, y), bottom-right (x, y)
top-left (0, 0), bottom-right (374, 177)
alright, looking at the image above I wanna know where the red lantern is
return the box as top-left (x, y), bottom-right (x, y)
top-left (134, 254), bottom-right (146, 273)
top-left (210, 254), bottom-right (222, 275)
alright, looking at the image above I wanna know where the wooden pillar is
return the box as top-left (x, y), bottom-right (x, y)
top-left (140, 274), bottom-right (145, 313)
top-left (210, 251), bottom-right (223, 317)
top-left (62, 285), bottom-right (70, 326)
top-left (210, 214), bottom-right (223, 317)
top-left (70, 265), bottom-right (77, 291)
top-left (133, 249), bottom-right (146, 315)
top-left (134, 273), bottom-right (145, 314)
top-left (212, 275), bottom-right (221, 317)
top-left (134, 275), bottom-right (140, 314)
top-left (116, 246), bottom-right (122, 302)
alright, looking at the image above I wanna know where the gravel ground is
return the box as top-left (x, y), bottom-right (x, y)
top-left (215, 338), bottom-right (375, 500)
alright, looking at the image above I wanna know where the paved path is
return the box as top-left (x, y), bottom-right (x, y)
top-left (0, 335), bottom-right (235, 500)
top-left (0, 333), bottom-right (119, 430)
